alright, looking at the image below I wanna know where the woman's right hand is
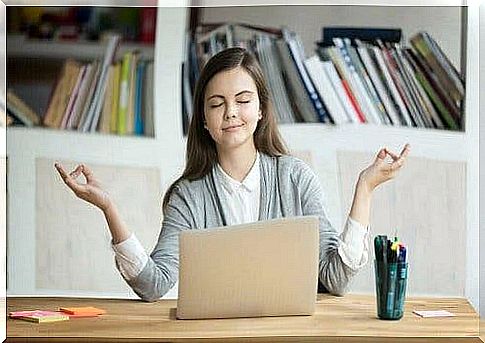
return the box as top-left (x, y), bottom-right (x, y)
top-left (54, 163), bottom-right (112, 212)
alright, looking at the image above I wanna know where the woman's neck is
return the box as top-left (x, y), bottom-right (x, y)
top-left (217, 145), bottom-right (258, 182)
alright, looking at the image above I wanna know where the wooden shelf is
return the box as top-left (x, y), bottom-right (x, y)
top-left (7, 35), bottom-right (155, 60)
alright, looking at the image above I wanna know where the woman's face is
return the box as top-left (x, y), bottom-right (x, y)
top-left (203, 67), bottom-right (262, 153)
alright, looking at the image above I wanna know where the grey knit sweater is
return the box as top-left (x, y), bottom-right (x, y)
top-left (121, 153), bottom-right (357, 302)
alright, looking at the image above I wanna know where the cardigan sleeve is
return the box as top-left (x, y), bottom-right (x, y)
top-left (291, 159), bottom-right (368, 296)
top-left (117, 184), bottom-right (194, 302)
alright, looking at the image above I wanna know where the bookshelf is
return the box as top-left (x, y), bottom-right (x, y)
top-left (6, 6), bottom-right (157, 137)
top-left (6, 2), bottom-right (480, 315)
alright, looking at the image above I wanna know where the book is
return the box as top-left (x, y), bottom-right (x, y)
top-left (410, 32), bottom-right (464, 105)
top-left (255, 34), bottom-right (297, 124)
top-left (117, 51), bottom-right (132, 135)
top-left (393, 44), bottom-right (435, 128)
top-left (126, 51), bottom-right (140, 135)
top-left (321, 46), bottom-right (367, 123)
top-left (284, 28), bottom-right (329, 123)
top-left (6, 89), bottom-right (41, 126)
top-left (143, 61), bottom-right (155, 137)
top-left (355, 39), bottom-right (401, 125)
top-left (405, 48), bottom-right (459, 130)
top-left (134, 60), bottom-right (145, 135)
top-left (334, 38), bottom-right (382, 124)
top-left (43, 59), bottom-right (82, 128)
top-left (84, 35), bottom-right (121, 133)
top-left (384, 44), bottom-right (427, 128)
top-left (276, 38), bottom-right (317, 123)
top-left (321, 61), bottom-right (359, 123)
top-left (98, 65), bottom-right (114, 133)
top-left (75, 61), bottom-right (101, 130)
top-left (371, 45), bottom-right (413, 126)
top-left (110, 62), bottom-right (121, 134)
top-left (304, 56), bottom-right (347, 124)
top-left (399, 47), bottom-right (444, 129)
top-left (342, 38), bottom-right (389, 124)
top-left (60, 64), bottom-right (87, 129)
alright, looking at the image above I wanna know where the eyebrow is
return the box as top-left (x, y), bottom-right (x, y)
top-left (207, 90), bottom-right (254, 101)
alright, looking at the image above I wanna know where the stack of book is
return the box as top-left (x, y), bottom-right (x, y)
top-left (182, 23), bottom-right (464, 133)
top-left (315, 29), bottom-right (464, 130)
top-left (41, 34), bottom-right (155, 137)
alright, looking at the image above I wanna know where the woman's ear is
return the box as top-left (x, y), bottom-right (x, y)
top-left (258, 109), bottom-right (262, 120)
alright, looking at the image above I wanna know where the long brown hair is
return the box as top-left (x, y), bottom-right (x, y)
top-left (163, 47), bottom-right (288, 211)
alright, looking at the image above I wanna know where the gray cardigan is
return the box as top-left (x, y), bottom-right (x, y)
top-left (121, 153), bottom-right (356, 302)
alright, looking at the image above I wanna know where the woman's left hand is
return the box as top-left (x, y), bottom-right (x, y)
top-left (358, 143), bottom-right (410, 193)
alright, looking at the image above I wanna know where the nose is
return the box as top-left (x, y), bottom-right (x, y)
top-left (224, 103), bottom-right (238, 120)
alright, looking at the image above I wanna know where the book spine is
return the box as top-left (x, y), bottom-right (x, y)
top-left (143, 61), bottom-right (155, 137)
top-left (60, 65), bottom-right (87, 129)
top-left (393, 45), bottom-right (435, 128)
top-left (372, 45), bottom-right (412, 126)
top-left (401, 48), bottom-right (444, 129)
top-left (321, 61), bottom-right (359, 123)
top-left (110, 63), bottom-right (121, 133)
top-left (327, 45), bottom-right (369, 123)
top-left (87, 35), bottom-right (121, 133)
top-left (285, 30), bottom-right (328, 123)
top-left (335, 38), bottom-right (382, 125)
top-left (405, 49), bottom-right (458, 130)
top-left (304, 56), bottom-right (347, 124)
top-left (355, 41), bottom-right (401, 126)
top-left (343, 38), bottom-right (388, 124)
top-left (387, 46), bottom-right (427, 128)
top-left (422, 32), bottom-right (464, 98)
top-left (76, 61), bottom-right (100, 130)
top-left (322, 47), bottom-right (363, 122)
top-left (407, 47), bottom-right (460, 128)
top-left (117, 52), bottom-right (132, 135)
top-left (134, 61), bottom-right (145, 135)
top-left (410, 33), bottom-right (462, 104)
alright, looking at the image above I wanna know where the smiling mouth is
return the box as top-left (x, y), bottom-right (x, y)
top-left (222, 124), bottom-right (244, 131)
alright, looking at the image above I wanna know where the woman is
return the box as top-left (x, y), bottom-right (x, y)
top-left (55, 47), bottom-right (410, 302)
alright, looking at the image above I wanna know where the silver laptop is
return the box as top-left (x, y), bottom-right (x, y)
top-left (176, 216), bottom-right (319, 319)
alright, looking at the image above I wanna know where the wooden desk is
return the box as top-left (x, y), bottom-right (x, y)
top-left (7, 294), bottom-right (481, 342)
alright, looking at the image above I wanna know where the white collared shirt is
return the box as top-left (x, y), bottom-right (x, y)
top-left (112, 152), bottom-right (369, 280)
top-left (215, 152), bottom-right (261, 225)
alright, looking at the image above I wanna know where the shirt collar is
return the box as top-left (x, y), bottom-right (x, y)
top-left (216, 152), bottom-right (260, 193)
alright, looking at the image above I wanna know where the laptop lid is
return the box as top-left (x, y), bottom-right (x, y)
top-left (176, 216), bottom-right (319, 319)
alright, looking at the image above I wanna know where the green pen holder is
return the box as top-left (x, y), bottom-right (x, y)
top-left (374, 260), bottom-right (408, 320)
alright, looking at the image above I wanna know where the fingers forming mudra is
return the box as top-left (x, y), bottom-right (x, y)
top-left (54, 162), bottom-right (110, 211)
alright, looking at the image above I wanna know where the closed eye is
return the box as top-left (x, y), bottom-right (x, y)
top-left (210, 103), bottom-right (223, 108)
top-left (237, 100), bottom-right (250, 104)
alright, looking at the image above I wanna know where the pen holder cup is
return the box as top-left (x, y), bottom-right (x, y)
top-left (374, 260), bottom-right (408, 320)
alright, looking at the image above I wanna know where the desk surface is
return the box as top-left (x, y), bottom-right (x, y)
top-left (7, 294), bottom-right (481, 342)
